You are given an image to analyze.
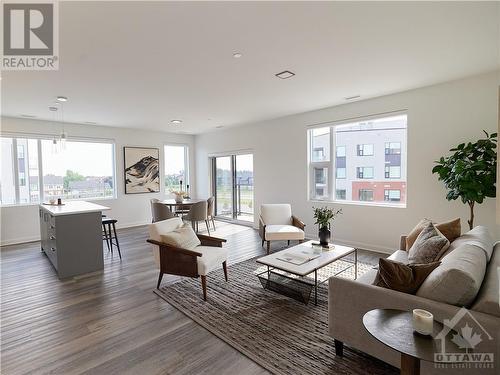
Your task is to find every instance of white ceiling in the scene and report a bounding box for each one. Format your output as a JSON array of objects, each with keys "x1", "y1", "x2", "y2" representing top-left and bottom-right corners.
[{"x1": 2, "y1": 1, "x2": 499, "y2": 134}]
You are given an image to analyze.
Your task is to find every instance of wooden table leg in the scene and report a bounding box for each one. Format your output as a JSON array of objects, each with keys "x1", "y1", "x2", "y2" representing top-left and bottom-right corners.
[{"x1": 401, "y1": 353, "x2": 420, "y2": 375}]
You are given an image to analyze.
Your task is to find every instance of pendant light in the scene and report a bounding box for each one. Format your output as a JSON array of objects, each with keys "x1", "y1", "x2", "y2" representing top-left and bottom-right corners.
[
  {"x1": 49, "y1": 105, "x2": 59, "y2": 154},
  {"x1": 57, "y1": 96, "x2": 68, "y2": 150}
]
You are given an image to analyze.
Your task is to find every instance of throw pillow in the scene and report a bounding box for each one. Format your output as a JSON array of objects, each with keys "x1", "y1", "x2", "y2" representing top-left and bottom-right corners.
[
  {"x1": 160, "y1": 224, "x2": 201, "y2": 250},
  {"x1": 373, "y1": 258, "x2": 441, "y2": 294},
  {"x1": 408, "y1": 222, "x2": 450, "y2": 264},
  {"x1": 406, "y1": 218, "x2": 461, "y2": 250}
]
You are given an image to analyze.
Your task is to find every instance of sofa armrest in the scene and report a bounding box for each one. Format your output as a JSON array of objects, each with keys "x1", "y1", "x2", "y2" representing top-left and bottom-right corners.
[
  {"x1": 328, "y1": 276, "x2": 499, "y2": 368},
  {"x1": 197, "y1": 234, "x2": 227, "y2": 247},
  {"x1": 292, "y1": 215, "x2": 306, "y2": 230},
  {"x1": 259, "y1": 215, "x2": 266, "y2": 240},
  {"x1": 400, "y1": 235, "x2": 407, "y2": 251}
]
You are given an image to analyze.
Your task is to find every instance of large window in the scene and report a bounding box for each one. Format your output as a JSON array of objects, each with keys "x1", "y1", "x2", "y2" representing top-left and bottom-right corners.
[
  {"x1": 1, "y1": 136, "x2": 115, "y2": 205},
  {"x1": 164, "y1": 145, "x2": 189, "y2": 192},
  {"x1": 308, "y1": 113, "x2": 407, "y2": 206}
]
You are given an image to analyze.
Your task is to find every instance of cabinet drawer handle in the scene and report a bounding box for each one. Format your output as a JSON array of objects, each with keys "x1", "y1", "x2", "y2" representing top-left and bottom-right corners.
[{"x1": 50, "y1": 236, "x2": 56, "y2": 240}]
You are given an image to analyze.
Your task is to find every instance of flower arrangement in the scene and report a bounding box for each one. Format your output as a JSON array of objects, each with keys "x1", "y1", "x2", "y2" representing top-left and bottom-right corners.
[{"x1": 170, "y1": 189, "x2": 187, "y2": 203}]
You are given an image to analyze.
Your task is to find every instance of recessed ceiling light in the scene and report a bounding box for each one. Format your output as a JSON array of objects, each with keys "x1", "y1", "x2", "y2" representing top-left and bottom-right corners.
[
  {"x1": 171, "y1": 119, "x2": 182, "y2": 124},
  {"x1": 215, "y1": 125, "x2": 224, "y2": 129},
  {"x1": 275, "y1": 70, "x2": 295, "y2": 79},
  {"x1": 233, "y1": 52, "x2": 242, "y2": 58},
  {"x1": 20, "y1": 114, "x2": 37, "y2": 118},
  {"x1": 48, "y1": 106, "x2": 58, "y2": 111},
  {"x1": 56, "y1": 96, "x2": 68, "y2": 102},
  {"x1": 345, "y1": 95, "x2": 361, "y2": 101}
]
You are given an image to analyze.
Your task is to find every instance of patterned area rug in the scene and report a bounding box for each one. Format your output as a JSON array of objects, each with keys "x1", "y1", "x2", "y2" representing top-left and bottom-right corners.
[{"x1": 154, "y1": 257, "x2": 397, "y2": 375}]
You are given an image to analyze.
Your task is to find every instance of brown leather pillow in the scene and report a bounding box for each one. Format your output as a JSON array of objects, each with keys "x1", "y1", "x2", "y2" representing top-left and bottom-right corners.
[
  {"x1": 373, "y1": 258, "x2": 441, "y2": 294},
  {"x1": 406, "y1": 218, "x2": 461, "y2": 249}
]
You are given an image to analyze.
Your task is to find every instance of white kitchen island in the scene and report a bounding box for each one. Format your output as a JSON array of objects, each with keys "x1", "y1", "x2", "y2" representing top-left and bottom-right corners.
[{"x1": 39, "y1": 201, "x2": 110, "y2": 279}]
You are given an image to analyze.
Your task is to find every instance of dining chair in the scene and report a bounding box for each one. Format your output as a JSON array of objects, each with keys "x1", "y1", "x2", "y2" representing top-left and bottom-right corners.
[
  {"x1": 150, "y1": 198, "x2": 175, "y2": 223},
  {"x1": 207, "y1": 196, "x2": 216, "y2": 230},
  {"x1": 184, "y1": 201, "x2": 210, "y2": 234}
]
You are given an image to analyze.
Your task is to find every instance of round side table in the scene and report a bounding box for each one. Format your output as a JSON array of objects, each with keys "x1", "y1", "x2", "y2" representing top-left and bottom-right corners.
[{"x1": 362, "y1": 308, "x2": 454, "y2": 375}]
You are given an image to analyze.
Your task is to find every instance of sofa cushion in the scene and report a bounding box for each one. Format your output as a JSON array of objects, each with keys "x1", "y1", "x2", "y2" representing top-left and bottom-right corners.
[
  {"x1": 260, "y1": 204, "x2": 293, "y2": 225},
  {"x1": 406, "y1": 218, "x2": 461, "y2": 249},
  {"x1": 357, "y1": 251, "x2": 408, "y2": 285},
  {"x1": 408, "y1": 222, "x2": 449, "y2": 264},
  {"x1": 373, "y1": 258, "x2": 441, "y2": 294},
  {"x1": 416, "y1": 243, "x2": 487, "y2": 306},
  {"x1": 148, "y1": 217, "x2": 184, "y2": 264},
  {"x1": 443, "y1": 226, "x2": 494, "y2": 261},
  {"x1": 160, "y1": 224, "x2": 201, "y2": 250},
  {"x1": 471, "y1": 244, "x2": 500, "y2": 317},
  {"x1": 195, "y1": 245, "x2": 228, "y2": 275},
  {"x1": 265, "y1": 224, "x2": 304, "y2": 241}
]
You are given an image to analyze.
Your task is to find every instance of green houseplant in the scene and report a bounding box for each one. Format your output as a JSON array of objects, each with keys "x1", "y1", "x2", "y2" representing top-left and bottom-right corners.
[
  {"x1": 432, "y1": 131, "x2": 497, "y2": 230},
  {"x1": 313, "y1": 206, "x2": 342, "y2": 246}
]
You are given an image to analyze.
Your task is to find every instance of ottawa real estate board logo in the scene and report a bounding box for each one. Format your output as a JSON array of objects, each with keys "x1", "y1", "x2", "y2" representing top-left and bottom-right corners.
[{"x1": 2, "y1": 1, "x2": 59, "y2": 70}]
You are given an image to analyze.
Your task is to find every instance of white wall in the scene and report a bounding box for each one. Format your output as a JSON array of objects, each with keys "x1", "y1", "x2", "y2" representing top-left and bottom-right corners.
[
  {"x1": 195, "y1": 71, "x2": 500, "y2": 253},
  {"x1": 0, "y1": 117, "x2": 195, "y2": 245}
]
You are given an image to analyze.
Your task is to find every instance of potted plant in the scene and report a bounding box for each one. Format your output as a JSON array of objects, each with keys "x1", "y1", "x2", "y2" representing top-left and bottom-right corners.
[
  {"x1": 313, "y1": 206, "x2": 342, "y2": 246},
  {"x1": 432, "y1": 131, "x2": 497, "y2": 230}
]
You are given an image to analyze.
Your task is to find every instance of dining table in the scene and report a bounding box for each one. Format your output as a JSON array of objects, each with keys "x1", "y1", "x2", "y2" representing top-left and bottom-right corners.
[{"x1": 161, "y1": 198, "x2": 206, "y2": 215}]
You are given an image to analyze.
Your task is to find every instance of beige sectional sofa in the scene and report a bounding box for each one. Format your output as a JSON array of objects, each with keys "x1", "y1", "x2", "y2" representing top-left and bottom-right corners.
[{"x1": 328, "y1": 226, "x2": 500, "y2": 374}]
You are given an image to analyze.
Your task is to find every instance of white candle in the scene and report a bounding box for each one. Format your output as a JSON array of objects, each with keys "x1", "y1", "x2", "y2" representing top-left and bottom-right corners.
[{"x1": 413, "y1": 309, "x2": 433, "y2": 336}]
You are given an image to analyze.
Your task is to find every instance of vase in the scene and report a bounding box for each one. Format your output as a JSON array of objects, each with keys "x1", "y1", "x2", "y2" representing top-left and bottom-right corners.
[
  {"x1": 318, "y1": 227, "x2": 331, "y2": 246},
  {"x1": 174, "y1": 194, "x2": 183, "y2": 204}
]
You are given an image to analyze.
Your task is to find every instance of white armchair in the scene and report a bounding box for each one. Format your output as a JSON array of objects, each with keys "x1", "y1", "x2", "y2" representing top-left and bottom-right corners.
[
  {"x1": 147, "y1": 217, "x2": 228, "y2": 301},
  {"x1": 259, "y1": 204, "x2": 305, "y2": 254}
]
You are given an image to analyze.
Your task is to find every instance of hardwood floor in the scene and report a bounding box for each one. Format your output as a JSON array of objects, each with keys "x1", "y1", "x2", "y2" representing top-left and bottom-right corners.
[{"x1": 1, "y1": 222, "x2": 384, "y2": 375}]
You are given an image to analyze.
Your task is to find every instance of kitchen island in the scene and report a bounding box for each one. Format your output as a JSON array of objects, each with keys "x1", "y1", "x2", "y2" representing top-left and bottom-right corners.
[{"x1": 39, "y1": 201, "x2": 110, "y2": 279}]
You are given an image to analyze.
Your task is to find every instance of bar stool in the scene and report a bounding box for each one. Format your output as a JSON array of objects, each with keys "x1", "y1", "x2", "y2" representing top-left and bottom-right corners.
[{"x1": 102, "y1": 218, "x2": 122, "y2": 259}]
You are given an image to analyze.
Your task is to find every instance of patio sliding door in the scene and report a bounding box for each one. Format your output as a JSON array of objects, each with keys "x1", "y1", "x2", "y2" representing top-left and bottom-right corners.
[{"x1": 212, "y1": 153, "x2": 254, "y2": 224}]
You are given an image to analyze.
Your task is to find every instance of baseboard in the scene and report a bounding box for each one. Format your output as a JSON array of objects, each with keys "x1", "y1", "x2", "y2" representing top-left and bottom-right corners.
[{"x1": 305, "y1": 231, "x2": 394, "y2": 255}]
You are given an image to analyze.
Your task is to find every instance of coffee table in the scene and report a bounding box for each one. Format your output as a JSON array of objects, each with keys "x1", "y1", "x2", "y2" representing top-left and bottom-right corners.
[{"x1": 256, "y1": 240, "x2": 357, "y2": 305}]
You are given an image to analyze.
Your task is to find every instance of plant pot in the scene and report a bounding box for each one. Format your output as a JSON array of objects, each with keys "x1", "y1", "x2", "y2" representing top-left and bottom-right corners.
[
  {"x1": 318, "y1": 227, "x2": 331, "y2": 246},
  {"x1": 174, "y1": 194, "x2": 184, "y2": 204}
]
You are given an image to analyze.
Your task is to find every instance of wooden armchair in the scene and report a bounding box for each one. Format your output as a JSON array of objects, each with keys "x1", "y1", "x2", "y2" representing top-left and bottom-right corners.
[
  {"x1": 147, "y1": 218, "x2": 228, "y2": 301},
  {"x1": 259, "y1": 204, "x2": 306, "y2": 254}
]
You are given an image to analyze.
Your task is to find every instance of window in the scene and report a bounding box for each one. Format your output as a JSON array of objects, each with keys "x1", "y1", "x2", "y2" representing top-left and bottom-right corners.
[
  {"x1": 41, "y1": 140, "x2": 115, "y2": 200},
  {"x1": 358, "y1": 189, "x2": 374, "y2": 201},
  {"x1": 165, "y1": 145, "x2": 189, "y2": 192},
  {"x1": 310, "y1": 127, "x2": 330, "y2": 162},
  {"x1": 336, "y1": 167, "x2": 346, "y2": 179},
  {"x1": 385, "y1": 142, "x2": 401, "y2": 155},
  {"x1": 384, "y1": 189, "x2": 401, "y2": 202},
  {"x1": 308, "y1": 113, "x2": 407, "y2": 206},
  {"x1": 357, "y1": 144, "x2": 374, "y2": 156},
  {"x1": 356, "y1": 167, "x2": 374, "y2": 179},
  {"x1": 336, "y1": 189, "x2": 346, "y2": 200},
  {"x1": 385, "y1": 165, "x2": 401, "y2": 179},
  {"x1": 336, "y1": 146, "x2": 346, "y2": 157},
  {"x1": 1, "y1": 137, "x2": 115, "y2": 205}
]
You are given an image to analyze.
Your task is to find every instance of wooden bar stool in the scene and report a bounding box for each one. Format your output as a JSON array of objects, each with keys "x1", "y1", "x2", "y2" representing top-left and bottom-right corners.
[{"x1": 102, "y1": 218, "x2": 122, "y2": 259}]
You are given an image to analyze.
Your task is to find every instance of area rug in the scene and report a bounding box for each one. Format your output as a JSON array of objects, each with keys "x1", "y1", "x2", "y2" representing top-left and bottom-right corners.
[{"x1": 154, "y1": 257, "x2": 397, "y2": 375}]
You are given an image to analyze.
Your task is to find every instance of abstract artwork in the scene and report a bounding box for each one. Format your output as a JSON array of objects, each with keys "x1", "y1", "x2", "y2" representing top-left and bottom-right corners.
[{"x1": 124, "y1": 147, "x2": 160, "y2": 194}]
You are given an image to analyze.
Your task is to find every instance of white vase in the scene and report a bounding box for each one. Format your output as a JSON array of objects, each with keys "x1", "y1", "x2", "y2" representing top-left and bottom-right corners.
[{"x1": 174, "y1": 194, "x2": 183, "y2": 204}]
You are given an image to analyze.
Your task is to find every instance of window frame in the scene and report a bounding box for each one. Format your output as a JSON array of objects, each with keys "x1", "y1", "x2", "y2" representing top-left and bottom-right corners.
[
  {"x1": 164, "y1": 143, "x2": 190, "y2": 193},
  {"x1": 307, "y1": 111, "x2": 407, "y2": 208},
  {"x1": 1, "y1": 134, "x2": 117, "y2": 206}
]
